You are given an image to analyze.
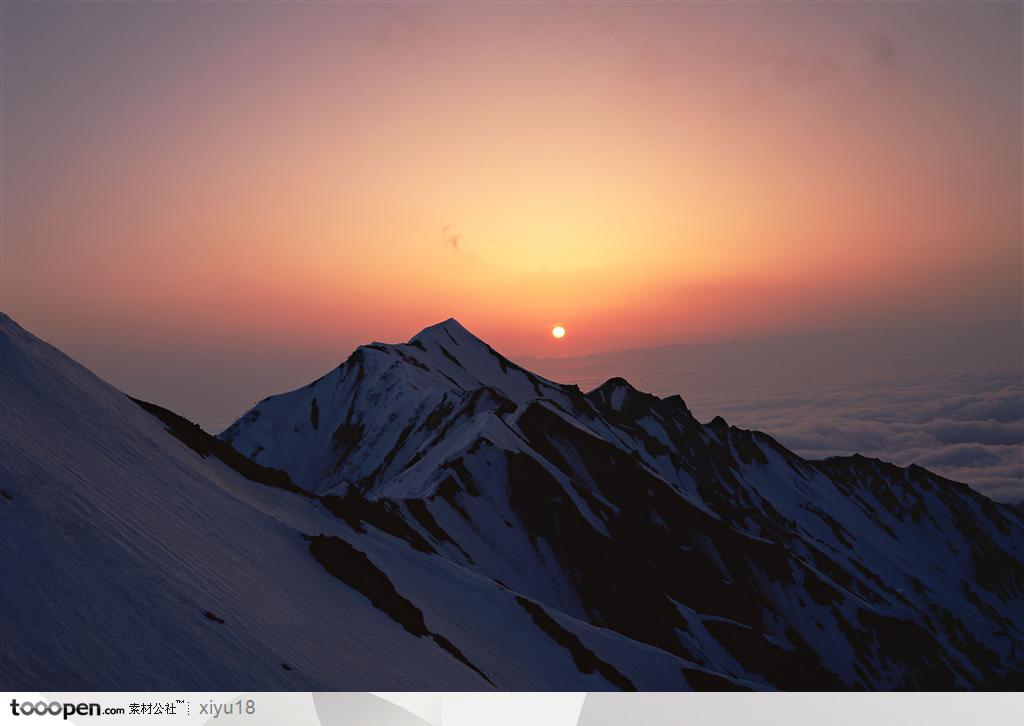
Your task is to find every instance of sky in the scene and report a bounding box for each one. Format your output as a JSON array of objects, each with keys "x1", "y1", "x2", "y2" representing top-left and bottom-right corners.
[{"x1": 1, "y1": 2, "x2": 1021, "y2": 471}]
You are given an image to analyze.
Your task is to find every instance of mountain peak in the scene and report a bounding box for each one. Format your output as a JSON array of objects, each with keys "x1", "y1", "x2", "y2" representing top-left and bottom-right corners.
[
  {"x1": 409, "y1": 318, "x2": 485, "y2": 349},
  {"x1": 589, "y1": 376, "x2": 643, "y2": 412},
  {"x1": 594, "y1": 376, "x2": 635, "y2": 392}
]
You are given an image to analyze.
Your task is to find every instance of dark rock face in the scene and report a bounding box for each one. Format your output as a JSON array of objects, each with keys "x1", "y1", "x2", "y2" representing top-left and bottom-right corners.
[
  {"x1": 306, "y1": 534, "x2": 494, "y2": 686},
  {"x1": 515, "y1": 595, "x2": 636, "y2": 690},
  {"x1": 131, "y1": 397, "x2": 308, "y2": 496}
]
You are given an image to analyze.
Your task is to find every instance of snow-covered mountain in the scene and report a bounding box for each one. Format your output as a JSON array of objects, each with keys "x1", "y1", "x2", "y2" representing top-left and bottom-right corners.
[{"x1": 2, "y1": 315, "x2": 1022, "y2": 690}]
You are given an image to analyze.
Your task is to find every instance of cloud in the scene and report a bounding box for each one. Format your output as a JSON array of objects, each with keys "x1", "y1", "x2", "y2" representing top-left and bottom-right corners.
[
  {"x1": 440, "y1": 225, "x2": 461, "y2": 252},
  {"x1": 867, "y1": 34, "x2": 897, "y2": 68},
  {"x1": 374, "y1": 7, "x2": 421, "y2": 48},
  {"x1": 769, "y1": 49, "x2": 840, "y2": 85},
  {"x1": 532, "y1": 343, "x2": 1023, "y2": 502},
  {"x1": 731, "y1": 34, "x2": 842, "y2": 89},
  {"x1": 925, "y1": 418, "x2": 1022, "y2": 446},
  {"x1": 729, "y1": 372, "x2": 1023, "y2": 502}
]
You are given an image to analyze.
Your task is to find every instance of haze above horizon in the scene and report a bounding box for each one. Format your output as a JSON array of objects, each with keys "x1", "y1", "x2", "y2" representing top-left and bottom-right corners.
[
  {"x1": 2, "y1": 2, "x2": 1020, "y2": 354},
  {"x1": 0, "y1": 2, "x2": 1020, "y2": 497}
]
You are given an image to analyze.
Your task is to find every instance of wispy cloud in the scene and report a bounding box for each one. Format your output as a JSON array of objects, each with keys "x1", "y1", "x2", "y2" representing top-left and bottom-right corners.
[
  {"x1": 866, "y1": 33, "x2": 897, "y2": 69},
  {"x1": 440, "y1": 225, "x2": 461, "y2": 252}
]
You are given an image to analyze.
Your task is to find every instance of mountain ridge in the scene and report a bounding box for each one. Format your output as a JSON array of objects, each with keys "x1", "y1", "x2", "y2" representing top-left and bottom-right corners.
[
  {"x1": 219, "y1": 317, "x2": 1024, "y2": 689},
  {"x1": 2, "y1": 314, "x2": 1022, "y2": 689}
]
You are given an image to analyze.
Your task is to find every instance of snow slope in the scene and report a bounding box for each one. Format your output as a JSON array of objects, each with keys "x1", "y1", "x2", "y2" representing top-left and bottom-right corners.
[{"x1": 0, "y1": 314, "x2": 731, "y2": 690}]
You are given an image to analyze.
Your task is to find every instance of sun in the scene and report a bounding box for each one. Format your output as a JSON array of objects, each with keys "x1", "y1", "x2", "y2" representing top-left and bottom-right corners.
[{"x1": 551, "y1": 325, "x2": 566, "y2": 339}]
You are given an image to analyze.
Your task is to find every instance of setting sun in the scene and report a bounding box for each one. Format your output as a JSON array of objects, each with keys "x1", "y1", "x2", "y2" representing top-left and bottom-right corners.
[{"x1": 552, "y1": 326, "x2": 566, "y2": 339}]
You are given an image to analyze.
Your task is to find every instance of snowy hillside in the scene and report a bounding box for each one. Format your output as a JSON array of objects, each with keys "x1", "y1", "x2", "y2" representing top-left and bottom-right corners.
[
  {"x1": 2, "y1": 314, "x2": 1022, "y2": 689},
  {"x1": 222, "y1": 318, "x2": 1024, "y2": 689}
]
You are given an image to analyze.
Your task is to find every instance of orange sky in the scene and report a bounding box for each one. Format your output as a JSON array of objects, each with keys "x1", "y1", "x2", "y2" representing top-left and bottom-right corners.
[{"x1": 2, "y1": 2, "x2": 1021, "y2": 365}]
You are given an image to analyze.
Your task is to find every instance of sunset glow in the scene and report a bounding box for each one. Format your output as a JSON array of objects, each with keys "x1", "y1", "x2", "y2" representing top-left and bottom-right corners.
[{"x1": 1, "y1": 1, "x2": 1020, "y2": 410}]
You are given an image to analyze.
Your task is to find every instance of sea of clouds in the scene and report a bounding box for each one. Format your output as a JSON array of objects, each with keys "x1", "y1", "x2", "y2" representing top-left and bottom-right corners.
[
  {"x1": 531, "y1": 324, "x2": 1023, "y2": 503},
  {"x1": 703, "y1": 370, "x2": 1022, "y2": 502}
]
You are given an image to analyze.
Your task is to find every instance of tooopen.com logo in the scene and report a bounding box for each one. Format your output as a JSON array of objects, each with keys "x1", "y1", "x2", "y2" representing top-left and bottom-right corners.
[{"x1": 10, "y1": 700, "x2": 125, "y2": 720}]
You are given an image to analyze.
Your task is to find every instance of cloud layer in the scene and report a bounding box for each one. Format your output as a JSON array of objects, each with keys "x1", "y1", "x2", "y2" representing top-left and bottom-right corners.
[
  {"x1": 531, "y1": 326, "x2": 1023, "y2": 502},
  {"x1": 712, "y1": 371, "x2": 1023, "y2": 502}
]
